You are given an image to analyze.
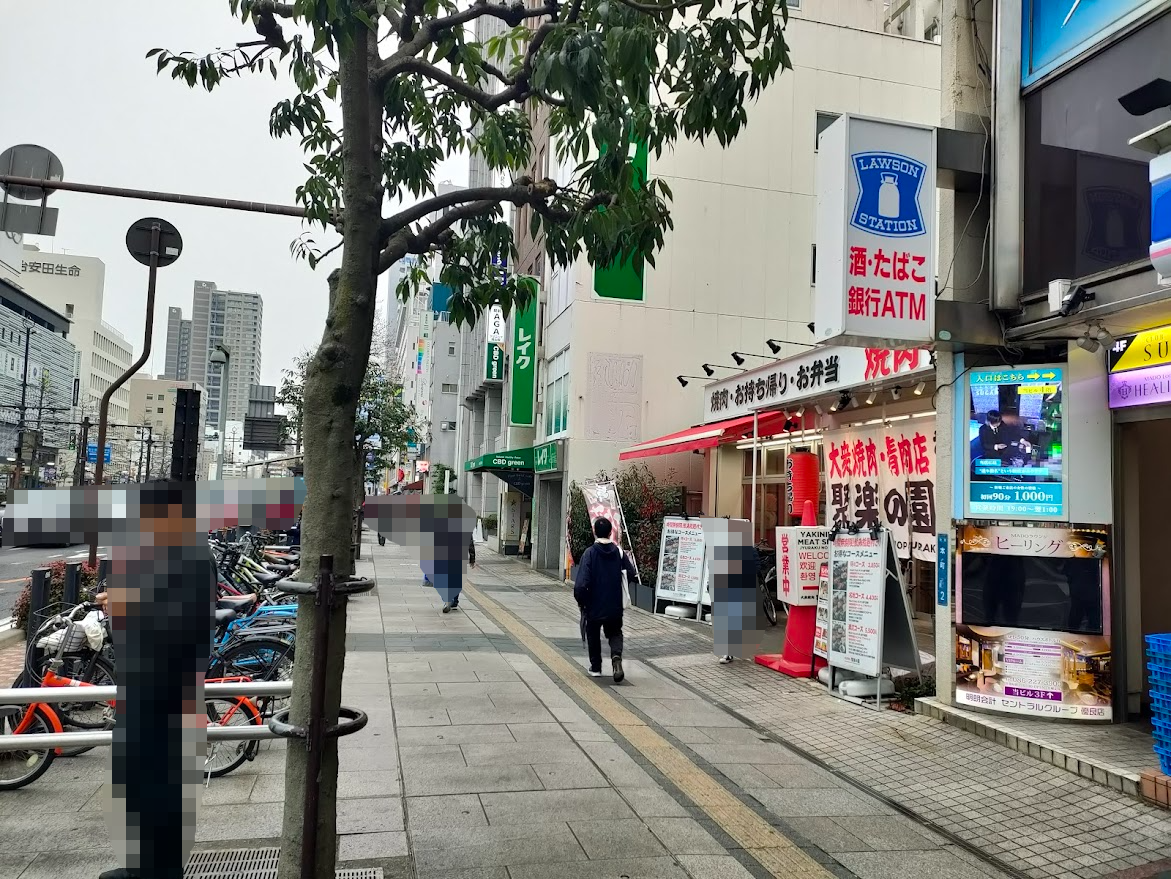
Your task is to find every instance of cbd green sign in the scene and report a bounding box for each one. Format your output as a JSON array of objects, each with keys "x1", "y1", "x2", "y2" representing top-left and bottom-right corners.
[
  {"x1": 593, "y1": 138, "x2": 648, "y2": 302},
  {"x1": 485, "y1": 342, "x2": 504, "y2": 382},
  {"x1": 509, "y1": 298, "x2": 538, "y2": 426}
]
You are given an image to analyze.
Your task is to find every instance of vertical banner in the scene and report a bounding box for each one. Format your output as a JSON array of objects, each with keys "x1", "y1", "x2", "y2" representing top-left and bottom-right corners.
[
  {"x1": 484, "y1": 304, "x2": 506, "y2": 383},
  {"x1": 509, "y1": 298, "x2": 538, "y2": 426},
  {"x1": 824, "y1": 418, "x2": 937, "y2": 562},
  {"x1": 813, "y1": 563, "x2": 830, "y2": 658},
  {"x1": 654, "y1": 517, "x2": 706, "y2": 606},
  {"x1": 775, "y1": 526, "x2": 829, "y2": 607}
]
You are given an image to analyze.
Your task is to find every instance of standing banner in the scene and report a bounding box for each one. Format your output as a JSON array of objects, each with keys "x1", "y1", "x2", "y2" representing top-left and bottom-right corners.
[
  {"x1": 775, "y1": 526, "x2": 829, "y2": 607},
  {"x1": 827, "y1": 532, "x2": 886, "y2": 676},
  {"x1": 654, "y1": 517, "x2": 706, "y2": 606},
  {"x1": 580, "y1": 481, "x2": 640, "y2": 582},
  {"x1": 826, "y1": 529, "x2": 921, "y2": 700},
  {"x1": 824, "y1": 418, "x2": 937, "y2": 563}
]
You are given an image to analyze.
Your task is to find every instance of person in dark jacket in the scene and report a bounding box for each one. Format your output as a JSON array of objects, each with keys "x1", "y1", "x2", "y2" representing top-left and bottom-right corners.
[{"x1": 573, "y1": 517, "x2": 638, "y2": 682}]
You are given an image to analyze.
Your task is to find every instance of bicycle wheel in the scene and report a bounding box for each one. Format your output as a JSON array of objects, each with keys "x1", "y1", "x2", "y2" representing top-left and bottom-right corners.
[
  {"x1": 0, "y1": 704, "x2": 57, "y2": 790},
  {"x1": 209, "y1": 636, "x2": 295, "y2": 684},
  {"x1": 33, "y1": 654, "x2": 117, "y2": 730},
  {"x1": 760, "y1": 577, "x2": 778, "y2": 627},
  {"x1": 204, "y1": 696, "x2": 262, "y2": 778}
]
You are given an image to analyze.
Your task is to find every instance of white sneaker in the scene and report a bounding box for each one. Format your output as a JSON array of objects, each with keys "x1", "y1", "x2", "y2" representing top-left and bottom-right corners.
[
  {"x1": 588, "y1": 669, "x2": 603, "y2": 677},
  {"x1": 718, "y1": 655, "x2": 734, "y2": 664}
]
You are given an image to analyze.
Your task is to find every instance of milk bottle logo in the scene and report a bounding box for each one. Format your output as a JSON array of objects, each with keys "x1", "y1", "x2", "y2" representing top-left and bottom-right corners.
[{"x1": 850, "y1": 151, "x2": 927, "y2": 239}]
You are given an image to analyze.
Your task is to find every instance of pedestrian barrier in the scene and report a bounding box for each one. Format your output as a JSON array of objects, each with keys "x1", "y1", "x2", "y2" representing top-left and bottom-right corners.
[{"x1": 1146, "y1": 633, "x2": 1171, "y2": 775}]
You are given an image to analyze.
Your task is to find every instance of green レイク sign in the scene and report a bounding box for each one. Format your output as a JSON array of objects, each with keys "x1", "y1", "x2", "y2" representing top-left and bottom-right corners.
[
  {"x1": 534, "y1": 441, "x2": 559, "y2": 474},
  {"x1": 593, "y1": 139, "x2": 648, "y2": 302},
  {"x1": 509, "y1": 298, "x2": 538, "y2": 426}
]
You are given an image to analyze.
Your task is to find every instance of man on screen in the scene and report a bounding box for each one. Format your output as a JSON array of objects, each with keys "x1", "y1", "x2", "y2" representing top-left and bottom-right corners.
[{"x1": 978, "y1": 410, "x2": 1032, "y2": 467}]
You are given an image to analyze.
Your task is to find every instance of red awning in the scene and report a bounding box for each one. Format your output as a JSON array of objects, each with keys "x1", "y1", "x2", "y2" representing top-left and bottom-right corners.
[{"x1": 619, "y1": 411, "x2": 792, "y2": 460}]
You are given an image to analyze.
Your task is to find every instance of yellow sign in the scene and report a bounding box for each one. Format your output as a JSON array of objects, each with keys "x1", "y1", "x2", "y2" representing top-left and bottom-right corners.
[{"x1": 1110, "y1": 325, "x2": 1171, "y2": 374}]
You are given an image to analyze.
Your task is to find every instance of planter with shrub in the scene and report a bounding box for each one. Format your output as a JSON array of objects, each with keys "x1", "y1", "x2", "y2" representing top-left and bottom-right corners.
[{"x1": 11, "y1": 560, "x2": 100, "y2": 633}]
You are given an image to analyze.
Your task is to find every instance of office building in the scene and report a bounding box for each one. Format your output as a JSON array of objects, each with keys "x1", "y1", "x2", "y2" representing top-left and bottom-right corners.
[
  {"x1": 188, "y1": 280, "x2": 263, "y2": 431},
  {"x1": 15, "y1": 246, "x2": 134, "y2": 429}
]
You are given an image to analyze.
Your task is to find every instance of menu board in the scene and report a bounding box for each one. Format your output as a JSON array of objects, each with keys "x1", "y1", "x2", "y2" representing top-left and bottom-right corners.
[
  {"x1": 813, "y1": 563, "x2": 830, "y2": 659},
  {"x1": 827, "y1": 532, "x2": 886, "y2": 676},
  {"x1": 655, "y1": 517, "x2": 707, "y2": 606},
  {"x1": 776, "y1": 526, "x2": 830, "y2": 607}
]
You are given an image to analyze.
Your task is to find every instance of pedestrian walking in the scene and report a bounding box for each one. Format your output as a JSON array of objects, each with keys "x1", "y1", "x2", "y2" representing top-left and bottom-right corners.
[
  {"x1": 573, "y1": 517, "x2": 637, "y2": 682},
  {"x1": 469, "y1": 532, "x2": 476, "y2": 568}
]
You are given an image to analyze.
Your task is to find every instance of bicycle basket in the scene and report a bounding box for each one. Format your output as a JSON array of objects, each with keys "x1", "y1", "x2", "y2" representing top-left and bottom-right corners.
[{"x1": 31, "y1": 604, "x2": 91, "y2": 653}]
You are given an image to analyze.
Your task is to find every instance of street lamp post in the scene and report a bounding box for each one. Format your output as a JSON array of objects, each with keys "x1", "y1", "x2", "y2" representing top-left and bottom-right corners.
[{"x1": 210, "y1": 345, "x2": 230, "y2": 480}]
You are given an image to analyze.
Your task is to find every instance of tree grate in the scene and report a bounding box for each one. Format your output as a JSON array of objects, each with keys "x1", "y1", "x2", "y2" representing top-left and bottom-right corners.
[{"x1": 185, "y1": 848, "x2": 381, "y2": 879}]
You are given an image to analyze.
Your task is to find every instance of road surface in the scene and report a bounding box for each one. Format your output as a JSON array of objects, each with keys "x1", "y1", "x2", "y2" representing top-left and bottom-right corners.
[{"x1": 0, "y1": 543, "x2": 109, "y2": 620}]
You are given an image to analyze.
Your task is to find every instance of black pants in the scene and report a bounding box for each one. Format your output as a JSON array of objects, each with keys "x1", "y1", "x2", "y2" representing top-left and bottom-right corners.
[{"x1": 585, "y1": 615, "x2": 624, "y2": 672}]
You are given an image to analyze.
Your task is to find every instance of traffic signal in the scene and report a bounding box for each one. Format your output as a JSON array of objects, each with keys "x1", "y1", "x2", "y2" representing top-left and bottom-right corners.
[
  {"x1": 68, "y1": 431, "x2": 76, "y2": 450},
  {"x1": 170, "y1": 388, "x2": 201, "y2": 482}
]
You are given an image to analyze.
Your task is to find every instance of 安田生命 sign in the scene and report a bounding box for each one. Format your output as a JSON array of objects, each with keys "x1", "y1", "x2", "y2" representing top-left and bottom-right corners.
[
  {"x1": 815, "y1": 115, "x2": 937, "y2": 348},
  {"x1": 964, "y1": 366, "x2": 1066, "y2": 520}
]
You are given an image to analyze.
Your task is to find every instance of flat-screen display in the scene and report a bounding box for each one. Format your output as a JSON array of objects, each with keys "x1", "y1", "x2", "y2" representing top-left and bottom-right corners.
[
  {"x1": 957, "y1": 554, "x2": 1103, "y2": 636},
  {"x1": 965, "y1": 366, "x2": 1065, "y2": 520}
]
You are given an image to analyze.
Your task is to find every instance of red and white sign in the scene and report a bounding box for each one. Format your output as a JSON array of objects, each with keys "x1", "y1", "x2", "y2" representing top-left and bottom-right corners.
[
  {"x1": 824, "y1": 418, "x2": 937, "y2": 563},
  {"x1": 702, "y1": 344, "x2": 931, "y2": 423},
  {"x1": 776, "y1": 526, "x2": 829, "y2": 607},
  {"x1": 815, "y1": 115, "x2": 937, "y2": 347}
]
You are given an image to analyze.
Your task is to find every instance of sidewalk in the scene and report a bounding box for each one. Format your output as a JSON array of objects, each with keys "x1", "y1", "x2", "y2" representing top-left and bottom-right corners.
[{"x1": 2, "y1": 536, "x2": 1169, "y2": 878}]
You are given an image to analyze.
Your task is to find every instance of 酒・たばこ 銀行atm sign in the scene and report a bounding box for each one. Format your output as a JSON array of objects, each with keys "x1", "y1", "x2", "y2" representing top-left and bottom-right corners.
[
  {"x1": 964, "y1": 366, "x2": 1066, "y2": 521},
  {"x1": 814, "y1": 115, "x2": 937, "y2": 348}
]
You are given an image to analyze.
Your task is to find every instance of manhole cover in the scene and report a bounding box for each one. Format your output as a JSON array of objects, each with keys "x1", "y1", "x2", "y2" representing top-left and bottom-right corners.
[{"x1": 185, "y1": 848, "x2": 381, "y2": 879}]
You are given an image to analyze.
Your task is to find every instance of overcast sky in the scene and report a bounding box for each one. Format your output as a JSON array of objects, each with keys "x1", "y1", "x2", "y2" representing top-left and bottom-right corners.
[{"x1": 1, "y1": 1, "x2": 468, "y2": 386}]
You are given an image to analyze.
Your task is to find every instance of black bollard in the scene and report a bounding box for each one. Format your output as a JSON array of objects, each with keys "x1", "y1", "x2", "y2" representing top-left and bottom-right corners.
[
  {"x1": 27, "y1": 567, "x2": 50, "y2": 647},
  {"x1": 63, "y1": 561, "x2": 81, "y2": 606}
]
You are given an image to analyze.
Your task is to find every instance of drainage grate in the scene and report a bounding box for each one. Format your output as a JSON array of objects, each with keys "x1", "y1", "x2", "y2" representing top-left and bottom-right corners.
[{"x1": 185, "y1": 848, "x2": 381, "y2": 879}]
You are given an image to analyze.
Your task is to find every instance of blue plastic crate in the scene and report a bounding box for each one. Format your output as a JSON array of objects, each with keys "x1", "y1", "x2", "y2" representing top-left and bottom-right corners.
[
  {"x1": 1147, "y1": 633, "x2": 1171, "y2": 657},
  {"x1": 1156, "y1": 742, "x2": 1171, "y2": 777},
  {"x1": 1148, "y1": 663, "x2": 1171, "y2": 685}
]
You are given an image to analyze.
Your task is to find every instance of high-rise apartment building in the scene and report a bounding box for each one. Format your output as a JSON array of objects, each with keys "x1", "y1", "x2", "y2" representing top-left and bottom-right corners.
[
  {"x1": 187, "y1": 281, "x2": 263, "y2": 431},
  {"x1": 163, "y1": 306, "x2": 192, "y2": 381}
]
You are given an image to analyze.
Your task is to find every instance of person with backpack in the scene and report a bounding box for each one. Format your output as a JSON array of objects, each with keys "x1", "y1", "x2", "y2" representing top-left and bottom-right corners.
[{"x1": 573, "y1": 517, "x2": 638, "y2": 682}]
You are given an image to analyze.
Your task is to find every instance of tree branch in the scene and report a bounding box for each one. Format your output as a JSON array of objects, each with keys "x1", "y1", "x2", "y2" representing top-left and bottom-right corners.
[{"x1": 374, "y1": 1, "x2": 558, "y2": 85}]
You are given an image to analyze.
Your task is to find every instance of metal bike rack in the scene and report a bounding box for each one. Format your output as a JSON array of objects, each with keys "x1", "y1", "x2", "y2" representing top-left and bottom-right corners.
[{"x1": 0, "y1": 680, "x2": 294, "y2": 751}]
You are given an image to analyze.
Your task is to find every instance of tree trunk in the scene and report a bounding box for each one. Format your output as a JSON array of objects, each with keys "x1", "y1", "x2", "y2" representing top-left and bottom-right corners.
[{"x1": 278, "y1": 22, "x2": 384, "y2": 879}]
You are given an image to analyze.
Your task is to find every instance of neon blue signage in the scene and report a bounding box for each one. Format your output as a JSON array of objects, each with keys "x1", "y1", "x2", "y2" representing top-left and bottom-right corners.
[{"x1": 1022, "y1": 0, "x2": 1166, "y2": 87}]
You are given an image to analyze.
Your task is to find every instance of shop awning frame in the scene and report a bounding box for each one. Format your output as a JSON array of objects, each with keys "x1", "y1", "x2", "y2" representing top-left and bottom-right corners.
[
  {"x1": 464, "y1": 447, "x2": 534, "y2": 472},
  {"x1": 618, "y1": 411, "x2": 793, "y2": 461}
]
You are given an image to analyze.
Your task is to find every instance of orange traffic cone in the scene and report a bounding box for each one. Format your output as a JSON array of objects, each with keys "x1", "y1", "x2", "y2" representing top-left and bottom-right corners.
[{"x1": 754, "y1": 499, "x2": 828, "y2": 678}]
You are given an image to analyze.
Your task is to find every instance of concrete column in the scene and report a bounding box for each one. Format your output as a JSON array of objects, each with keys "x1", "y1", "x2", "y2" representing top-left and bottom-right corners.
[{"x1": 933, "y1": 0, "x2": 992, "y2": 706}]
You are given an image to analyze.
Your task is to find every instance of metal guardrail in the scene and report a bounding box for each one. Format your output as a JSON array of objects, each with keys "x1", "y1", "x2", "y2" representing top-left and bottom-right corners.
[{"x1": 0, "y1": 681, "x2": 294, "y2": 752}]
